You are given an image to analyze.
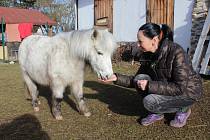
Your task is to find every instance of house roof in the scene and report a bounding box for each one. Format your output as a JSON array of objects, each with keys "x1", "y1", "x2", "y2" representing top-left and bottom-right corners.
[{"x1": 0, "y1": 7, "x2": 56, "y2": 25}]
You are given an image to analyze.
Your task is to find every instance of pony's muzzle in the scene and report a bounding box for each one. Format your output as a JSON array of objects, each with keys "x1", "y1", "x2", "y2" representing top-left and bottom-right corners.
[{"x1": 99, "y1": 73, "x2": 111, "y2": 80}]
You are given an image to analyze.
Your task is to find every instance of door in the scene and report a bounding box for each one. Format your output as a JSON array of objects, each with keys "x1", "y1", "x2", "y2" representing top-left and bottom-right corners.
[
  {"x1": 94, "y1": 0, "x2": 113, "y2": 32},
  {"x1": 147, "y1": 0, "x2": 174, "y2": 30}
]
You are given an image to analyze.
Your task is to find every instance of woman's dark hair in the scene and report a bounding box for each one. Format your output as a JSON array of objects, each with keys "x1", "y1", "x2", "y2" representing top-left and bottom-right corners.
[{"x1": 138, "y1": 23, "x2": 173, "y2": 41}]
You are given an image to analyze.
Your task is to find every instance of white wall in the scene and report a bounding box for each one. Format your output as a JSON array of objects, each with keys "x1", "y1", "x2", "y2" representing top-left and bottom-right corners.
[
  {"x1": 78, "y1": 0, "x2": 94, "y2": 30},
  {"x1": 113, "y1": 0, "x2": 146, "y2": 42},
  {"x1": 174, "y1": 0, "x2": 194, "y2": 50},
  {"x1": 77, "y1": 0, "x2": 194, "y2": 50},
  {"x1": 77, "y1": 0, "x2": 146, "y2": 42}
]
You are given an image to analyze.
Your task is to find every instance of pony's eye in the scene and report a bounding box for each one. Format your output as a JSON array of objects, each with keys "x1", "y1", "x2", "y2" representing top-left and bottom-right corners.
[{"x1": 97, "y1": 51, "x2": 103, "y2": 55}]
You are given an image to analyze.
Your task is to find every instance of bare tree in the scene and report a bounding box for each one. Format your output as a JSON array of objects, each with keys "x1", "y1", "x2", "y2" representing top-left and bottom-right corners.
[
  {"x1": 0, "y1": 0, "x2": 14, "y2": 7},
  {"x1": 0, "y1": 0, "x2": 36, "y2": 8},
  {"x1": 34, "y1": 0, "x2": 76, "y2": 31}
]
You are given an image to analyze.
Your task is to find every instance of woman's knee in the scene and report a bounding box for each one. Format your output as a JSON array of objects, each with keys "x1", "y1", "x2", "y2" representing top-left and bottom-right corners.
[{"x1": 143, "y1": 94, "x2": 159, "y2": 112}]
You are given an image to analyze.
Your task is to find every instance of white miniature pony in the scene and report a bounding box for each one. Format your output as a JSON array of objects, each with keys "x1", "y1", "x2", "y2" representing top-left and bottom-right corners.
[{"x1": 18, "y1": 28, "x2": 118, "y2": 120}]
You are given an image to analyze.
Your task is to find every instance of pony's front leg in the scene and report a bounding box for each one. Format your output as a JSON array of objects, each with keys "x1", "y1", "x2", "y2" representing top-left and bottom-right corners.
[
  {"x1": 71, "y1": 81, "x2": 91, "y2": 117},
  {"x1": 51, "y1": 81, "x2": 65, "y2": 120}
]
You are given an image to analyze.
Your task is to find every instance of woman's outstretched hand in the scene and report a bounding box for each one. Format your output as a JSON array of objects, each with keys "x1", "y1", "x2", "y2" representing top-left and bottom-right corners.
[{"x1": 99, "y1": 74, "x2": 117, "y2": 83}]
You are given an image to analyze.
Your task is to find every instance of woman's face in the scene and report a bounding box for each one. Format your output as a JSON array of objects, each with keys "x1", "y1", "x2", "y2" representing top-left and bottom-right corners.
[{"x1": 137, "y1": 30, "x2": 158, "y2": 53}]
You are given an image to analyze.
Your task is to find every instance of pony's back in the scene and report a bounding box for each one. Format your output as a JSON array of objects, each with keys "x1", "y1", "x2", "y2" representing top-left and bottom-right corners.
[{"x1": 18, "y1": 35, "x2": 50, "y2": 67}]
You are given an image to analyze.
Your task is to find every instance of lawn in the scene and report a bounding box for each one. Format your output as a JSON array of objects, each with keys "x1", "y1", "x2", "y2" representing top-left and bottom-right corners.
[{"x1": 0, "y1": 62, "x2": 209, "y2": 140}]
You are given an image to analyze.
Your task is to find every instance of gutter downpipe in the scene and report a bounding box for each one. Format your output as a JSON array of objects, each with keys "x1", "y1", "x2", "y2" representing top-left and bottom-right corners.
[{"x1": 1, "y1": 17, "x2": 5, "y2": 61}]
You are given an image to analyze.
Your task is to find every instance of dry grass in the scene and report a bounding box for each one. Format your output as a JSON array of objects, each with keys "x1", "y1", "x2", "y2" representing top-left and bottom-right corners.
[{"x1": 0, "y1": 62, "x2": 209, "y2": 140}]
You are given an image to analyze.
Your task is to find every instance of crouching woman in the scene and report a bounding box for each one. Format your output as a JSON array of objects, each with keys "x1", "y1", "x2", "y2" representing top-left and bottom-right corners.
[{"x1": 102, "y1": 23, "x2": 203, "y2": 128}]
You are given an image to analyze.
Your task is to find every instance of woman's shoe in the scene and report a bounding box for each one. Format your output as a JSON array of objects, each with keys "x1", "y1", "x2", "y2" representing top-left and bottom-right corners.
[
  {"x1": 170, "y1": 109, "x2": 191, "y2": 128},
  {"x1": 141, "y1": 114, "x2": 164, "y2": 126}
]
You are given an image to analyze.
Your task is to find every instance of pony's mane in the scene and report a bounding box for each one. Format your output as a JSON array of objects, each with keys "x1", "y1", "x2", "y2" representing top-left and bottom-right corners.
[{"x1": 54, "y1": 29, "x2": 117, "y2": 59}]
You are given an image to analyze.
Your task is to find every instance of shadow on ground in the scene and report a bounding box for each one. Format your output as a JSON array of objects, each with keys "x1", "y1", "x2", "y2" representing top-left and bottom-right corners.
[
  {"x1": 0, "y1": 114, "x2": 50, "y2": 140},
  {"x1": 84, "y1": 81, "x2": 148, "y2": 117},
  {"x1": 36, "y1": 81, "x2": 175, "y2": 124},
  {"x1": 35, "y1": 83, "x2": 145, "y2": 117},
  {"x1": 84, "y1": 81, "x2": 176, "y2": 124}
]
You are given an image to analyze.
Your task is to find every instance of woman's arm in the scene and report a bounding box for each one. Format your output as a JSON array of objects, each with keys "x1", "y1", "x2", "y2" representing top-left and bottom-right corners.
[
  {"x1": 113, "y1": 73, "x2": 135, "y2": 88},
  {"x1": 100, "y1": 73, "x2": 135, "y2": 88}
]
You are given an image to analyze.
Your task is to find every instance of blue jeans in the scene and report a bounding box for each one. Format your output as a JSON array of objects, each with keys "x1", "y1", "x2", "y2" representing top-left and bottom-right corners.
[{"x1": 134, "y1": 74, "x2": 195, "y2": 114}]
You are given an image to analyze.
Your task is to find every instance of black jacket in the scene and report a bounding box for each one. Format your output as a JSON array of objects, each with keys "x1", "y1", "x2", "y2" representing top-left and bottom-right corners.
[{"x1": 114, "y1": 39, "x2": 203, "y2": 101}]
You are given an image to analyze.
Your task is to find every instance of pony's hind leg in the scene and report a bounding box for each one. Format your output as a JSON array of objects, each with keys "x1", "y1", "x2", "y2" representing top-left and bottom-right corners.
[
  {"x1": 51, "y1": 80, "x2": 65, "y2": 120},
  {"x1": 22, "y1": 71, "x2": 40, "y2": 112},
  {"x1": 71, "y1": 81, "x2": 91, "y2": 117},
  {"x1": 24, "y1": 82, "x2": 32, "y2": 100},
  {"x1": 24, "y1": 82, "x2": 41, "y2": 105}
]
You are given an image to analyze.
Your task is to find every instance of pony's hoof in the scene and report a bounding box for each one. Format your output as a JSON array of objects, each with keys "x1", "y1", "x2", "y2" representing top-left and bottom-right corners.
[
  {"x1": 34, "y1": 107, "x2": 40, "y2": 112},
  {"x1": 84, "y1": 112, "x2": 91, "y2": 117},
  {"x1": 55, "y1": 115, "x2": 63, "y2": 120}
]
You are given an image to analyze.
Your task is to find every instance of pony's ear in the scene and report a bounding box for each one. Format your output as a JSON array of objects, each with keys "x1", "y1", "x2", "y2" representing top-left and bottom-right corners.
[{"x1": 91, "y1": 29, "x2": 98, "y2": 40}]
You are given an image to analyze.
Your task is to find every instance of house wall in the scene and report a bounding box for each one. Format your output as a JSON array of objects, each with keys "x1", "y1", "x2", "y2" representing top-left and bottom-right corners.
[
  {"x1": 113, "y1": 0, "x2": 146, "y2": 42},
  {"x1": 77, "y1": 0, "x2": 194, "y2": 50},
  {"x1": 78, "y1": 0, "x2": 94, "y2": 30},
  {"x1": 77, "y1": 0, "x2": 145, "y2": 41},
  {"x1": 174, "y1": 0, "x2": 195, "y2": 50}
]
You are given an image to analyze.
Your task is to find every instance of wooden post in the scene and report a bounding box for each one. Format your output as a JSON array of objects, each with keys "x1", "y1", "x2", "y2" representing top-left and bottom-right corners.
[{"x1": 48, "y1": 26, "x2": 53, "y2": 37}]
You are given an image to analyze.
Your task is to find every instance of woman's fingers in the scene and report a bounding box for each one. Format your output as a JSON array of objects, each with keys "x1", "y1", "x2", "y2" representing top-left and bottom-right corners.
[{"x1": 98, "y1": 74, "x2": 117, "y2": 83}]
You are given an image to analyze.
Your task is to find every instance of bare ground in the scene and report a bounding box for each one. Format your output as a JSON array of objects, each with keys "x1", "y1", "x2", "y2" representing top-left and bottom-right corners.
[{"x1": 0, "y1": 62, "x2": 209, "y2": 140}]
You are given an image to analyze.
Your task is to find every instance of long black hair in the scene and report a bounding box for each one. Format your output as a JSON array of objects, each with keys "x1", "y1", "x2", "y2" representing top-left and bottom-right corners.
[{"x1": 138, "y1": 23, "x2": 173, "y2": 42}]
